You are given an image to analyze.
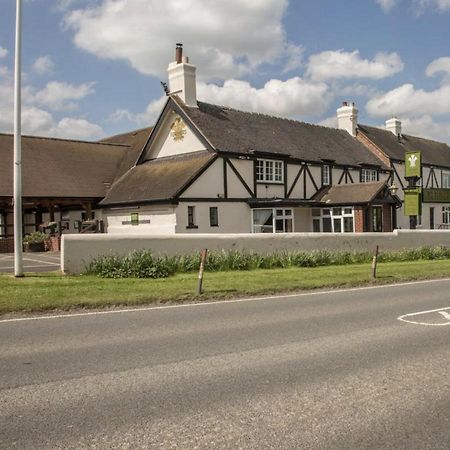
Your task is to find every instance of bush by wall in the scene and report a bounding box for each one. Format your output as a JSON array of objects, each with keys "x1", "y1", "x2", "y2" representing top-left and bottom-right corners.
[{"x1": 84, "y1": 246, "x2": 450, "y2": 279}]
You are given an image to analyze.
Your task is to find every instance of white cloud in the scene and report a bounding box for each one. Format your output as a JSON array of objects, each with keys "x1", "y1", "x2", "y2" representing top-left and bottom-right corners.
[
  {"x1": 366, "y1": 83, "x2": 450, "y2": 117},
  {"x1": 401, "y1": 115, "x2": 450, "y2": 142},
  {"x1": 29, "y1": 80, "x2": 95, "y2": 110},
  {"x1": 318, "y1": 116, "x2": 338, "y2": 128},
  {"x1": 62, "y1": 0, "x2": 299, "y2": 81},
  {"x1": 32, "y1": 55, "x2": 55, "y2": 75},
  {"x1": 376, "y1": 0, "x2": 398, "y2": 12},
  {"x1": 414, "y1": 0, "x2": 450, "y2": 13},
  {"x1": 425, "y1": 56, "x2": 450, "y2": 81},
  {"x1": 109, "y1": 96, "x2": 167, "y2": 126},
  {"x1": 0, "y1": 47, "x2": 7, "y2": 58},
  {"x1": 115, "y1": 76, "x2": 330, "y2": 127},
  {"x1": 306, "y1": 50, "x2": 404, "y2": 81},
  {"x1": 0, "y1": 68, "x2": 102, "y2": 140},
  {"x1": 198, "y1": 78, "x2": 330, "y2": 117}
]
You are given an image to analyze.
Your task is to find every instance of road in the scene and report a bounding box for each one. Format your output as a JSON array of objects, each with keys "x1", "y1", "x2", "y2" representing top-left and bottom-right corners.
[
  {"x1": 0, "y1": 252, "x2": 60, "y2": 273},
  {"x1": 1, "y1": 279, "x2": 449, "y2": 449}
]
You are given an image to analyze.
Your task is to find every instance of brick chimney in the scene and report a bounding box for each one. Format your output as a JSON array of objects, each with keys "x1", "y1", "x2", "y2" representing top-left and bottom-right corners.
[
  {"x1": 386, "y1": 117, "x2": 402, "y2": 137},
  {"x1": 337, "y1": 101, "x2": 358, "y2": 137},
  {"x1": 167, "y1": 43, "x2": 197, "y2": 108}
]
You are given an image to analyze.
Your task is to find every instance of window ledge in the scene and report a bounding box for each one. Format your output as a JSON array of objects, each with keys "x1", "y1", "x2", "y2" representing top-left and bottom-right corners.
[
  {"x1": 186, "y1": 225, "x2": 198, "y2": 229},
  {"x1": 256, "y1": 181, "x2": 284, "y2": 185}
]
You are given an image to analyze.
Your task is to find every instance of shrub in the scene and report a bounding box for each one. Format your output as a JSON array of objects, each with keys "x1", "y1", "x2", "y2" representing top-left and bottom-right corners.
[
  {"x1": 85, "y1": 246, "x2": 450, "y2": 279},
  {"x1": 23, "y1": 231, "x2": 48, "y2": 245}
]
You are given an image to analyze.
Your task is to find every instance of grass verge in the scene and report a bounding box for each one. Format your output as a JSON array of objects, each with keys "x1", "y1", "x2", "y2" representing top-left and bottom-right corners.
[{"x1": 1, "y1": 259, "x2": 450, "y2": 315}]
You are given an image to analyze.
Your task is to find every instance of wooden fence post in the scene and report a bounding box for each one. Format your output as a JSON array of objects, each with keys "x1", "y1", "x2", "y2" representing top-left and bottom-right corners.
[
  {"x1": 371, "y1": 245, "x2": 379, "y2": 280},
  {"x1": 197, "y1": 249, "x2": 208, "y2": 295}
]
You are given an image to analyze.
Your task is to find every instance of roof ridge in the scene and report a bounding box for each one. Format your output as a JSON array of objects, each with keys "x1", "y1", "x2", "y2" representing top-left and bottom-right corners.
[
  {"x1": 359, "y1": 123, "x2": 450, "y2": 147},
  {"x1": 195, "y1": 100, "x2": 343, "y2": 133},
  {"x1": 0, "y1": 132, "x2": 130, "y2": 147},
  {"x1": 99, "y1": 126, "x2": 153, "y2": 142}
]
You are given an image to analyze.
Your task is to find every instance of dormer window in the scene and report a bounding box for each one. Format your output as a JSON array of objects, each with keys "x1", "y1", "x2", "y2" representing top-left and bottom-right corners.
[
  {"x1": 256, "y1": 159, "x2": 284, "y2": 183},
  {"x1": 361, "y1": 168, "x2": 378, "y2": 183},
  {"x1": 322, "y1": 165, "x2": 331, "y2": 186}
]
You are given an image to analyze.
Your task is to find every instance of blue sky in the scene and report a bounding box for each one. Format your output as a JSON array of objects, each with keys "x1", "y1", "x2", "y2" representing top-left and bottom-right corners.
[{"x1": 1, "y1": 0, "x2": 450, "y2": 142}]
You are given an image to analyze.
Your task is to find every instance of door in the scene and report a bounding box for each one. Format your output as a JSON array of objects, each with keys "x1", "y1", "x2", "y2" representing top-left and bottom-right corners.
[
  {"x1": 430, "y1": 207, "x2": 435, "y2": 230},
  {"x1": 372, "y1": 206, "x2": 383, "y2": 232}
]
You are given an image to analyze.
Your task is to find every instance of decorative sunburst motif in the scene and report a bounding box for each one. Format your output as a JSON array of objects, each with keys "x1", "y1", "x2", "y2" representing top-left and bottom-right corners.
[{"x1": 170, "y1": 117, "x2": 187, "y2": 141}]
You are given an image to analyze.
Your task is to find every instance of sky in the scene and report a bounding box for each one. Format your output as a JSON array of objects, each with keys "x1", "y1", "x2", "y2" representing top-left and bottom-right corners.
[{"x1": 1, "y1": 0, "x2": 450, "y2": 143}]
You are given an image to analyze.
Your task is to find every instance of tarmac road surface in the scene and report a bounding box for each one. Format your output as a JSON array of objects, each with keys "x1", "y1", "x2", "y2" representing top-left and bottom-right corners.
[{"x1": 1, "y1": 278, "x2": 449, "y2": 449}]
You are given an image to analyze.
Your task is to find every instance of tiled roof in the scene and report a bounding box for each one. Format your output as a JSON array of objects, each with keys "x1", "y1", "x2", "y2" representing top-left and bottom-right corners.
[
  {"x1": 358, "y1": 124, "x2": 450, "y2": 168},
  {"x1": 0, "y1": 133, "x2": 126, "y2": 198},
  {"x1": 174, "y1": 98, "x2": 388, "y2": 169},
  {"x1": 101, "y1": 151, "x2": 215, "y2": 205},
  {"x1": 100, "y1": 126, "x2": 153, "y2": 179},
  {"x1": 314, "y1": 181, "x2": 394, "y2": 205}
]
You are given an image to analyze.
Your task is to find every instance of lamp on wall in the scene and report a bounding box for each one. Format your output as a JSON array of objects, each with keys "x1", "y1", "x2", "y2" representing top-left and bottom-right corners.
[{"x1": 389, "y1": 183, "x2": 399, "y2": 196}]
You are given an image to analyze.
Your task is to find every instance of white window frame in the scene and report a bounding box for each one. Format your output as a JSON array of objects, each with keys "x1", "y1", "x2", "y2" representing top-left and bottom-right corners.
[
  {"x1": 442, "y1": 172, "x2": 450, "y2": 188},
  {"x1": 442, "y1": 206, "x2": 450, "y2": 224},
  {"x1": 256, "y1": 159, "x2": 284, "y2": 184},
  {"x1": 322, "y1": 165, "x2": 330, "y2": 186},
  {"x1": 311, "y1": 207, "x2": 355, "y2": 233},
  {"x1": 361, "y1": 168, "x2": 378, "y2": 183},
  {"x1": 252, "y1": 208, "x2": 294, "y2": 233}
]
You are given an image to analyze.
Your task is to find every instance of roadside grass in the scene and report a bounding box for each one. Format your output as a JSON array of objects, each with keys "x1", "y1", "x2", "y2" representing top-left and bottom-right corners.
[{"x1": 1, "y1": 259, "x2": 450, "y2": 314}]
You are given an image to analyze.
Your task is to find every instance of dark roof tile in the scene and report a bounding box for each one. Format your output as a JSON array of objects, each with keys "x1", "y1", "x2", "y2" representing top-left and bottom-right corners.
[
  {"x1": 100, "y1": 151, "x2": 215, "y2": 205},
  {"x1": 175, "y1": 98, "x2": 388, "y2": 169},
  {"x1": 358, "y1": 124, "x2": 450, "y2": 168}
]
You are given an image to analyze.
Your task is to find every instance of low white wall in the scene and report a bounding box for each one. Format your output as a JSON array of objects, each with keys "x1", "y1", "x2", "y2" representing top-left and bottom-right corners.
[{"x1": 62, "y1": 230, "x2": 450, "y2": 274}]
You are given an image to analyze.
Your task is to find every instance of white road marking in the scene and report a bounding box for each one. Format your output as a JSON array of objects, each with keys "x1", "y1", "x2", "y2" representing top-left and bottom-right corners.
[
  {"x1": 0, "y1": 264, "x2": 59, "y2": 272},
  {"x1": 1, "y1": 277, "x2": 450, "y2": 324},
  {"x1": 398, "y1": 306, "x2": 450, "y2": 326},
  {"x1": 21, "y1": 257, "x2": 60, "y2": 266}
]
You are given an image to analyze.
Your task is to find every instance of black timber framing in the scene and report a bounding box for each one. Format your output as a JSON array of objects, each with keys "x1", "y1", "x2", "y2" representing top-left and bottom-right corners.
[
  {"x1": 287, "y1": 165, "x2": 305, "y2": 198},
  {"x1": 223, "y1": 157, "x2": 228, "y2": 198},
  {"x1": 225, "y1": 158, "x2": 255, "y2": 198},
  {"x1": 175, "y1": 154, "x2": 219, "y2": 198},
  {"x1": 305, "y1": 166, "x2": 319, "y2": 194},
  {"x1": 391, "y1": 164, "x2": 405, "y2": 190}
]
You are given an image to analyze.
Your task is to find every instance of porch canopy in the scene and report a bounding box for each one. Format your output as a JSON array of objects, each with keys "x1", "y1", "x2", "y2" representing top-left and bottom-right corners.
[{"x1": 313, "y1": 181, "x2": 401, "y2": 206}]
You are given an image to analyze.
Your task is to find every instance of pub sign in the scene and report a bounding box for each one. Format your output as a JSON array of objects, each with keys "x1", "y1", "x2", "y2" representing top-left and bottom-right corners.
[{"x1": 405, "y1": 151, "x2": 421, "y2": 178}]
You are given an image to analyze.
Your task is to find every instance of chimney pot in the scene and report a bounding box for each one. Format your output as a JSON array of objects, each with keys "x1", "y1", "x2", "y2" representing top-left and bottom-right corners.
[{"x1": 175, "y1": 43, "x2": 183, "y2": 64}]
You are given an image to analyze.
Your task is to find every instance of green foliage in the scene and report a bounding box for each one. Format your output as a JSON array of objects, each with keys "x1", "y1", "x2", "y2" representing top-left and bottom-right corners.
[
  {"x1": 85, "y1": 246, "x2": 450, "y2": 279},
  {"x1": 23, "y1": 231, "x2": 48, "y2": 245}
]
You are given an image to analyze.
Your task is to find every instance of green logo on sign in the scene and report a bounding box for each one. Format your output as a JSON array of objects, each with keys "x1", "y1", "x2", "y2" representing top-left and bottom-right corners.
[{"x1": 405, "y1": 151, "x2": 421, "y2": 178}]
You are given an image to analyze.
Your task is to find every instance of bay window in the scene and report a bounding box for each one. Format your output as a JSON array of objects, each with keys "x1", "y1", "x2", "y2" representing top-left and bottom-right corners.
[
  {"x1": 252, "y1": 208, "x2": 293, "y2": 233},
  {"x1": 312, "y1": 207, "x2": 354, "y2": 233}
]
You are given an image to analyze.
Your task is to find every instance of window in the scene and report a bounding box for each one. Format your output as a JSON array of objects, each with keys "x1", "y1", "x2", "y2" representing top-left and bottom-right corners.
[
  {"x1": 443, "y1": 207, "x2": 450, "y2": 224},
  {"x1": 311, "y1": 207, "x2": 354, "y2": 233},
  {"x1": 256, "y1": 159, "x2": 284, "y2": 183},
  {"x1": 252, "y1": 208, "x2": 293, "y2": 233},
  {"x1": 442, "y1": 172, "x2": 450, "y2": 188},
  {"x1": 361, "y1": 168, "x2": 378, "y2": 182},
  {"x1": 209, "y1": 207, "x2": 218, "y2": 227},
  {"x1": 81, "y1": 211, "x2": 95, "y2": 221},
  {"x1": 187, "y1": 206, "x2": 197, "y2": 228},
  {"x1": 322, "y1": 165, "x2": 331, "y2": 186}
]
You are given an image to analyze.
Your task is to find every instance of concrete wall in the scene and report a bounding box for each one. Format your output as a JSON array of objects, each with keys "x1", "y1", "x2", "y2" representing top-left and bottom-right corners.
[{"x1": 62, "y1": 229, "x2": 450, "y2": 274}]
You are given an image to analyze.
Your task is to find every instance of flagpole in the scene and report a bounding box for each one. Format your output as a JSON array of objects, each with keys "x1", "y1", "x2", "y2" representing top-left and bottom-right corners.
[{"x1": 13, "y1": 0, "x2": 23, "y2": 277}]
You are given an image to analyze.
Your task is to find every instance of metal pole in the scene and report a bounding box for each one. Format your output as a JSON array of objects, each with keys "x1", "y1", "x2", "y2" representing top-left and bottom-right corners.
[{"x1": 13, "y1": 0, "x2": 23, "y2": 277}]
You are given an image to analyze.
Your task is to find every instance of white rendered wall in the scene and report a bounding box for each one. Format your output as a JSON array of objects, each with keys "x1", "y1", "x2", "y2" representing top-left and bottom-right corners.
[
  {"x1": 144, "y1": 111, "x2": 206, "y2": 160},
  {"x1": 181, "y1": 159, "x2": 224, "y2": 198},
  {"x1": 63, "y1": 229, "x2": 450, "y2": 273},
  {"x1": 105, "y1": 206, "x2": 177, "y2": 235},
  {"x1": 175, "y1": 202, "x2": 251, "y2": 233}
]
